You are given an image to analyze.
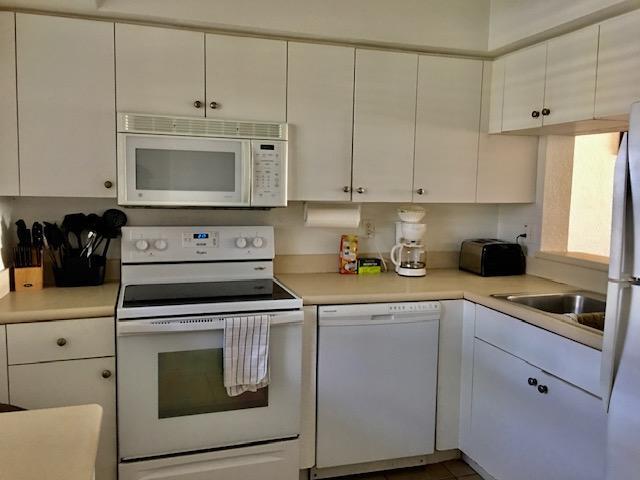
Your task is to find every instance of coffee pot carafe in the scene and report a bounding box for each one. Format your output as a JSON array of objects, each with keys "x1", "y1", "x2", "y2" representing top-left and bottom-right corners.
[{"x1": 390, "y1": 209, "x2": 427, "y2": 277}]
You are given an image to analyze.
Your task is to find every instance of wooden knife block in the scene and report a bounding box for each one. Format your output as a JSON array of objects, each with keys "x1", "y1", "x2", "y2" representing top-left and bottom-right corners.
[{"x1": 12, "y1": 266, "x2": 44, "y2": 292}]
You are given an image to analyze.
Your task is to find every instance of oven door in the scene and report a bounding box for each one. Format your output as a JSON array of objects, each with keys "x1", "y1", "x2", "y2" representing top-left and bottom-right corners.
[
  {"x1": 117, "y1": 310, "x2": 302, "y2": 460},
  {"x1": 117, "y1": 133, "x2": 251, "y2": 207}
]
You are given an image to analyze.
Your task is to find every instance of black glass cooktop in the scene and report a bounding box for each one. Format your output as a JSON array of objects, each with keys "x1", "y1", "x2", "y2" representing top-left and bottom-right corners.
[{"x1": 122, "y1": 279, "x2": 295, "y2": 308}]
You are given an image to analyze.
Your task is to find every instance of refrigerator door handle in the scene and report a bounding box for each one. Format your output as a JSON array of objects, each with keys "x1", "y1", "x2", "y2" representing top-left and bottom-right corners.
[
  {"x1": 601, "y1": 281, "x2": 629, "y2": 411},
  {"x1": 629, "y1": 103, "x2": 640, "y2": 278}
]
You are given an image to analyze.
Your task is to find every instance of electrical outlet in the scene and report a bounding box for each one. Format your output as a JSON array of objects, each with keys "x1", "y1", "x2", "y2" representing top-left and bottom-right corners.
[
  {"x1": 524, "y1": 223, "x2": 533, "y2": 241},
  {"x1": 364, "y1": 220, "x2": 375, "y2": 238}
]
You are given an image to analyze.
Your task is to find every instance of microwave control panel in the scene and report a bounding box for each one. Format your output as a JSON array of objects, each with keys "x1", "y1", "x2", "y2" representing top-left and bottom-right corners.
[{"x1": 251, "y1": 140, "x2": 287, "y2": 207}]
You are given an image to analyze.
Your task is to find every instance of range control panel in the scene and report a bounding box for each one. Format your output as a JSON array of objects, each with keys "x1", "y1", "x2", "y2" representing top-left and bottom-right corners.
[
  {"x1": 121, "y1": 226, "x2": 275, "y2": 263},
  {"x1": 251, "y1": 140, "x2": 287, "y2": 207}
]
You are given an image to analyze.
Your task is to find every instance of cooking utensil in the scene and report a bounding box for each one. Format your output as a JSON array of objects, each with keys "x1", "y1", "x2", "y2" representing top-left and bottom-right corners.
[
  {"x1": 62, "y1": 213, "x2": 87, "y2": 250},
  {"x1": 98, "y1": 209, "x2": 128, "y2": 258},
  {"x1": 32, "y1": 222, "x2": 43, "y2": 266},
  {"x1": 44, "y1": 222, "x2": 65, "y2": 268}
]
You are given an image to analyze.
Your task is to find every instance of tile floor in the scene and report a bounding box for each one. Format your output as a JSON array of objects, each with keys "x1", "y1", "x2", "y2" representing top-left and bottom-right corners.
[{"x1": 335, "y1": 459, "x2": 480, "y2": 480}]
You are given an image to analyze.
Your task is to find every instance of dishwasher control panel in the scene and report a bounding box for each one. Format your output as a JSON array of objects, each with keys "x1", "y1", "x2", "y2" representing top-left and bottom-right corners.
[{"x1": 319, "y1": 301, "x2": 441, "y2": 318}]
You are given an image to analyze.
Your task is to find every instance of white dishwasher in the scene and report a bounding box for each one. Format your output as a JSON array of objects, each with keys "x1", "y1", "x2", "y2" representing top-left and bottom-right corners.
[{"x1": 316, "y1": 301, "x2": 440, "y2": 470}]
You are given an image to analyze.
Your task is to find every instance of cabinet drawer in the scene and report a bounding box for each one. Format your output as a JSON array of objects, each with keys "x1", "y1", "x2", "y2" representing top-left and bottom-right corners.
[
  {"x1": 7, "y1": 317, "x2": 114, "y2": 365},
  {"x1": 475, "y1": 305, "x2": 601, "y2": 396}
]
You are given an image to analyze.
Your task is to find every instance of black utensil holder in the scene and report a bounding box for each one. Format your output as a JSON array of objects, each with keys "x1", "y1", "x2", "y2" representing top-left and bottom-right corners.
[{"x1": 53, "y1": 255, "x2": 106, "y2": 287}]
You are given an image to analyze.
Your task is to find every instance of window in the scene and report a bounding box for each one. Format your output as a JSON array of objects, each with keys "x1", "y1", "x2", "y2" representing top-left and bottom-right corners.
[
  {"x1": 566, "y1": 133, "x2": 619, "y2": 258},
  {"x1": 539, "y1": 132, "x2": 620, "y2": 263}
]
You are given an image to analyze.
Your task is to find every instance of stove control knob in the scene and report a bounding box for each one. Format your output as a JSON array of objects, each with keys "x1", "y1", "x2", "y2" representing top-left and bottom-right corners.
[
  {"x1": 154, "y1": 239, "x2": 168, "y2": 251},
  {"x1": 135, "y1": 239, "x2": 149, "y2": 251},
  {"x1": 235, "y1": 237, "x2": 248, "y2": 248},
  {"x1": 252, "y1": 237, "x2": 264, "y2": 248}
]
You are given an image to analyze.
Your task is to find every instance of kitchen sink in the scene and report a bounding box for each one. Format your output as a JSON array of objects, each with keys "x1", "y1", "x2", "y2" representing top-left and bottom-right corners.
[{"x1": 491, "y1": 292, "x2": 607, "y2": 331}]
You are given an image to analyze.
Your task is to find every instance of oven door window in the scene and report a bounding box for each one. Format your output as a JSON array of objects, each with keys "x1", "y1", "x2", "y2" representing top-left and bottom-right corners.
[
  {"x1": 121, "y1": 134, "x2": 251, "y2": 206},
  {"x1": 158, "y1": 348, "x2": 268, "y2": 419}
]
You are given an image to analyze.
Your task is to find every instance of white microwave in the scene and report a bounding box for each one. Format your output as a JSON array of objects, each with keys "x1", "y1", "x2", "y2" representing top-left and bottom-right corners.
[{"x1": 117, "y1": 113, "x2": 288, "y2": 208}]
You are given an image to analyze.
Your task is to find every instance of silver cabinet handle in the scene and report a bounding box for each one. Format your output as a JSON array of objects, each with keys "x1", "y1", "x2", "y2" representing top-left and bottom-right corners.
[
  {"x1": 101, "y1": 370, "x2": 112, "y2": 379},
  {"x1": 194, "y1": 100, "x2": 202, "y2": 109},
  {"x1": 104, "y1": 180, "x2": 113, "y2": 189},
  {"x1": 356, "y1": 187, "x2": 366, "y2": 194},
  {"x1": 56, "y1": 337, "x2": 67, "y2": 347},
  {"x1": 210, "y1": 101, "x2": 219, "y2": 109},
  {"x1": 416, "y1": 188, "x2": 425, "y2": 195},
  {"x1": 343, "y1": 186, "x2": 351, "y2": 193}
]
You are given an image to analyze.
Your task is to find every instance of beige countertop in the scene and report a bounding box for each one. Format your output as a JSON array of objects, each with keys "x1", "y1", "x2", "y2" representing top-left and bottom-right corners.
[
  {"x1": 0, "y1": 283, "x2": 119, "y2": 325},
  {"x1": 0, "y1": 404, "x2": 102, "y2": 480},
  {"x1": 277, "y1": 269, "x2": 604, "y2": 350}
]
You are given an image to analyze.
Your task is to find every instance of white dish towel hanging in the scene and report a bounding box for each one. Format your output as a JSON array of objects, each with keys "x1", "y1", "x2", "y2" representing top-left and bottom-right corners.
[{"x1": 223, "y1": 315, "x2": 271, "y2": 397}]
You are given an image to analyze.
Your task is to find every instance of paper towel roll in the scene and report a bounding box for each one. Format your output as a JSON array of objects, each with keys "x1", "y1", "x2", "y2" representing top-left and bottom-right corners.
[{"x1": 304, "y1": 204, "x2": 361, "y2": 228}]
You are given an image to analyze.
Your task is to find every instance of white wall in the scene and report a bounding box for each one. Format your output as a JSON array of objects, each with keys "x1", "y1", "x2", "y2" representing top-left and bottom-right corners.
[
  {"x1": 4, "y1": 197, "x2": 501, "y2": 258},
  {"x1": 489, "y1": 0, "x2": 640, "y2": 51},
  {"x1": 0, "y1": 0, "x2": 490, "y2": 53}
]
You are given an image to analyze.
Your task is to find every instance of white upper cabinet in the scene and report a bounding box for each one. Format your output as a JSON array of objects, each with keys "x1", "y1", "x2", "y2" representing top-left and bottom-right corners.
[
  {"x1": 16, "y1": 14, "x2": 116, "y2": 198},
  {"x1": 595, "y1": 9, "x2": 640, "y2": 119},
  {"x1": 543, "y1": 26, "x2": 598, "y2": 126},
  {"x1": 0, "y1": 326, "x2": 7, "y2": 404},
  {"x1": 0, "y1": 12, "x2": 19, "y2": 196},
  {"x1": 352, "y1": 49, "x2": 417, "y2": 203},
  {"x1": 502, "y1": 43, "x2": 547, "y2": 131},
  {"x1": 477, "y1": 61, "x2": 538, "y2": 203},
  {"x1": 488, "y1": 58, "x2": 505, "y2": 134},
  {"x1": 206, "y1": 34, "x2": 286, "y2": 122},
  {"x1": 116, "y1": 24, "x2": 205, "y2": 117},
  {"x1": 413, "y1": 56, "x2": 482, "y2": 203},
  {"x1": 287, "y1": 43, "x2": 354, "y2": 201}
]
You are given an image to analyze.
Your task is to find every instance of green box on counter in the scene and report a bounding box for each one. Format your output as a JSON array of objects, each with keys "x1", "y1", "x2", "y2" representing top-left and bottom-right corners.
[{"x1": 358, "y1": 258, "x2": 382, "y2": 275}]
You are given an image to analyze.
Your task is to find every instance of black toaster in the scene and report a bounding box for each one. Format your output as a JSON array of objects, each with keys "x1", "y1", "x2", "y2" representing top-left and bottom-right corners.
[{"x1": 459, "y1": 239, "x2": 526, "y2": 277}]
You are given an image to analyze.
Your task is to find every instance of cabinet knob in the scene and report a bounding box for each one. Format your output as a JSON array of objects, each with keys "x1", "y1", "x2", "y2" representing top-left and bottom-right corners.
[
  {"x1": 542, "y1": 108, "x2": 551, "y2": 116},
  {"x1": 101, "y1": 370, "x2": 112, "y2": 379},
  {"x1": 416, "y1": 188, "x2": 425, "y2": 195},
  {"x1": 531, "y1": 110, "x2": 540, "y2": 118},
  {"x1": 104, "y1": 180, "x2": 113, "y2": 189},
  {"x1": 343, "y1": 186, "x2": 351, "y2": 193},
  {"x1": 356, "y1": 187, "x2": 366, "y2": 194},
  {"x1": 527, "y1": 377, "x2": 538, "y2": 386},
  {"x1": 537, "y1": 384, "x2": 549, "y2": 394},
  {"x1": 56, "y1": 337, "x2": 67, "y2": 347},
  {"x1": 209, "y1": 101, "x2": 219, "y2": 109},
  {"x1": 193, "y1": 100, "x2": 203, "y2": 109}
]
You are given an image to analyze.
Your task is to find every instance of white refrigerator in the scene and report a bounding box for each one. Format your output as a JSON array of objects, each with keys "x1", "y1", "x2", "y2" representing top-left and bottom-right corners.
[{"x1": 604, "y1": 101, "x2": 640, "y2": 479}]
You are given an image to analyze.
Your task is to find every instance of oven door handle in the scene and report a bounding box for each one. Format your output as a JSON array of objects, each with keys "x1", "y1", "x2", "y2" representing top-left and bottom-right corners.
[{"x1": 117, "y1": 310, "x2": 304, "y2": 336}]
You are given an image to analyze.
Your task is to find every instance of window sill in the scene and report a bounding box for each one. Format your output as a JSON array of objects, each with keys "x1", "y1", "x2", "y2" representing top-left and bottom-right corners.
[{"x1": 535, "y1": 251, "x2": 609, "y2": 272}]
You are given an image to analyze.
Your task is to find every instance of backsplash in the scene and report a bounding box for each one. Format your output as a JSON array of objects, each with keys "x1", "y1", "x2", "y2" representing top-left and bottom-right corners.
[{"x1": 1, "y1": 197, "x2": 502, "y2": 263}]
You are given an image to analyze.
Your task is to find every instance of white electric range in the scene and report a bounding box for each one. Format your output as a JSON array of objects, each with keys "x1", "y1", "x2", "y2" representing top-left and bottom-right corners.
[{"x1": 116, "y1": 226, "x2": 303, "y2": 480}]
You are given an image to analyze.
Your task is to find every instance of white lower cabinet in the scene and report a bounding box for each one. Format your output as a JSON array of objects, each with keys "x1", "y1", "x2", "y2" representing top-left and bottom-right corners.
[
  {"x1": 0, "y1": 325, "x2": 7, "y2": 404},
  {"x1": 6, "y1": 318, "x2": 116, "y2": 480},
  {"x1": 9, "y1": 357, "x2": 116, "y2": 480},
  {"x1": 464, "y1": 309, "x2": 606, "y2": 480}
]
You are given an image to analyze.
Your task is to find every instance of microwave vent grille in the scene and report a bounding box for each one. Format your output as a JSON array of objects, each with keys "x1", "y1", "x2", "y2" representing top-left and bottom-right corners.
[{"x1": 118, "y1": 113, "x2": 286, "y2": 140}]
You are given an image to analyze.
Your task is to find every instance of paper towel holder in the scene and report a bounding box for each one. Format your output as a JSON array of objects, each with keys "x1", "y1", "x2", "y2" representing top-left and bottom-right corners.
[{"x1": 303, "y1": 203, "x2": 361, "y2": 228}]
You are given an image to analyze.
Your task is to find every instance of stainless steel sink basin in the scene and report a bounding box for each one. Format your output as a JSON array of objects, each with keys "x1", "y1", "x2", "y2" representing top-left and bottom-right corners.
[{"x1": 491, "y1": 292, "x2": 607, "y2": 331}]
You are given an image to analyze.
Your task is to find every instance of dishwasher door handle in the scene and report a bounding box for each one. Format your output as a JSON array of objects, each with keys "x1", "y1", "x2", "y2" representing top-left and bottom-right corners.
[{"x1": 371, "y1": 314, "x2": 395, "y2": 322}]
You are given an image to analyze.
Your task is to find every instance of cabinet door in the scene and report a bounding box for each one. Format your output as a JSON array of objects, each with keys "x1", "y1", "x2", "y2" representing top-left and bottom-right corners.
[
  {"x1": 352, "y1": 49, "x2": 417, "y2": 202},
  {"x1": 502, "y1": 43, "x2": 547, "y2": 131},
  {"x1": 488, "y1": 58, "x2": 505, "y2": 134},
  {"x1": 0, "y1": 12, "x2": 19, "y2": 196},
  {"x1": 595, "y1": 9, "x2": 640, "y2": 119},
  {"x1": 116, "y1": 23, "x2": 205, "y2": 117},
  {"x1": 0, "y1": 326, "x2": 7, "y2": 404},
  {"x1": 287, "y1": 43, "x2": 354, "y2": 201},
  {"x1": 413, "y1": 56, "x2": 481, "y2": 203},
  {"x1": 469, "y1": 338, "x2": 541, "y2": 480},
  {"x1": 206, "y1": 34, "x2": 286, "y2": 121},
  {"x1": 9, "y1": 358, "x2": 116, "y2": 480},
  {"x1": 469, "y1": 339, "x2": 606, "y2": 480},
  {"x1": 543, "y1": 26, "x2": 598, "y2": 126},
  {"x1": 477, "y1": 61, "x2": 538, "y2": 203},
  {"x1": 16, "y1": 14, "x2": 116, "y2": 197}
]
